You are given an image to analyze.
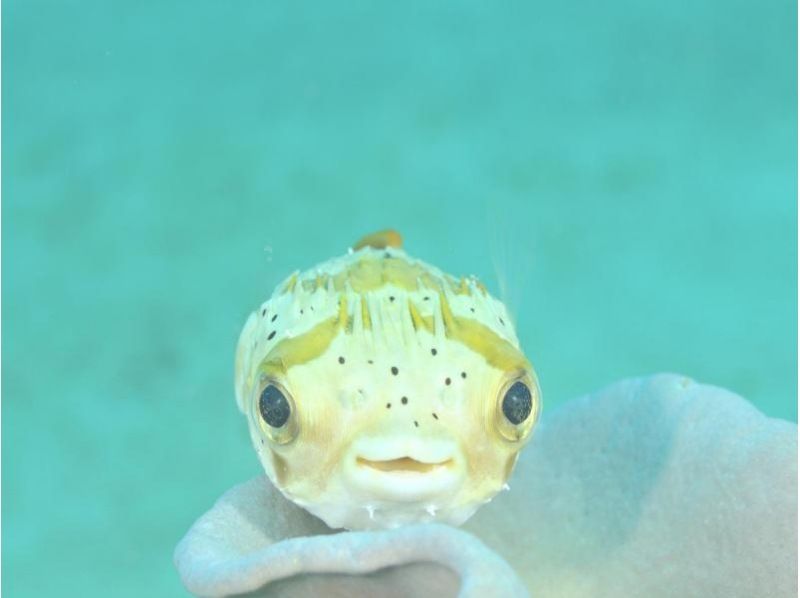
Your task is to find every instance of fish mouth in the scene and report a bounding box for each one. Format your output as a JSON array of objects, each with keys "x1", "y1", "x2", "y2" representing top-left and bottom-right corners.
[
  {"x1": 356, "y1": 456, "x2": 455, "y2": 474},
  {"x1": 346, "y1": 439, "x2": 465, "y2": 501}
]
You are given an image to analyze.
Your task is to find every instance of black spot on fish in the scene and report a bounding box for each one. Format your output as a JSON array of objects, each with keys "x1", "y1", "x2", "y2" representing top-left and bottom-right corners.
[
  {"x1": 391, "y1": 366, "x2": 399, "y2": 375},
  {"x1": 401, "y1": 396, "x2": 408, "y2": 405},
  {"x1": 338, "y1": 356, "x2": 345, "y2": 364},
  {"x1": 267, "y1": 331, "x2": 276, "y2": 340}
]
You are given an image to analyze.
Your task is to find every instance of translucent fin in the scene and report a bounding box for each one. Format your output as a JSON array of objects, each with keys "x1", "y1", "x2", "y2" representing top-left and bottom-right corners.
[{"x1": 486, "y1": 201, "x2": 536, "y2": 327}]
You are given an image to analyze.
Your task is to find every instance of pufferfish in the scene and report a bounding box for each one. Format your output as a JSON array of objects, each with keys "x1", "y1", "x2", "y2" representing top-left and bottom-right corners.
[{"x1": 235, "y1": 230, "x2": 541, "y2": 531}]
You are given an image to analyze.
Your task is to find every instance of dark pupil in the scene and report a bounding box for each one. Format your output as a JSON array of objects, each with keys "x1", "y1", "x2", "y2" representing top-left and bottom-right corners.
[
  {"x1": 502, "y1": 381, "x2": 532, "y2": 425},
  {"x1": 259, "y1": 385, "x2": 291, "y2": 428}
]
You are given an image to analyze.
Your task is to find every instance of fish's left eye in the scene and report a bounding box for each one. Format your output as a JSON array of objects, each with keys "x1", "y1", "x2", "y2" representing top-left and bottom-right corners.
[
  {"x1": 502, "y1": 381, "x2": 532, "y2": 424},
  {"x1": 494, "y1": 375, "x2": 540, "y2": 442}
]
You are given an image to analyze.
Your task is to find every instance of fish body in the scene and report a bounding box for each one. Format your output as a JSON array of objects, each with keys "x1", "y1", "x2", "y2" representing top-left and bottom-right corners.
[{"x1": 235, "y1": 231, "x2": 540, "y2": 530}]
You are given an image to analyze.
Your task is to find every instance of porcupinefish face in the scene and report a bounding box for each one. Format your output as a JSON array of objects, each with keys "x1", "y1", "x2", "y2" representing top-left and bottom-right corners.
[{"x1": 234, "y1": 231, "x2": 541, "y2": 530}]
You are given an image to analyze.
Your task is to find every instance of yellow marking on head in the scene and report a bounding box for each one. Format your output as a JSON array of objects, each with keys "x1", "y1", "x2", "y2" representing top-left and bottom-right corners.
[
  {"x1": 419, "y1": 271, "x2": 441, "y2": 291},
  {"x1": 443, "y1": 276, "x2": 473, "y2": 296},
  {"x1": 353, "y1": 229, "x2": 403, "y2": 250},
  {"x1": 301, "y1": 273, "x2": 329, "y2": 292},
  {"x1": 407, "y1": 300, "x2": 435, "y2": 334},
  {"x1": 324, "y1": 255, "x2": 439, "y2": 294},
  {"x1": 383, "y1": 257, "x2": 422, "y2": 290},
  {"x1": 325, "y1": 255, "x2": 446, "y2": 295},
  {"x1": 360, "y1": 295, "x2": 372, "y2": 331},
  {"x1": 282, "y1": 272, "x2": 299, "y2": 293},
  {"x1": 259, "y1": 297, "x2": 348, "y2": 377},
  {"x1": 337, "y1": 295, "x2": 348, "y2": 323},
  {"x1": 439, "y1": 291, "x2": 530, "y2": 373},
  {"x1": 265, "y1": 252, "x2": 526, "y2": 376},
  {"x1": 337, "y1": 257, "x2": 384, "y2": 292},
  {"x1": 474, "y1": 279, "x2": 488, "y2": 295}
]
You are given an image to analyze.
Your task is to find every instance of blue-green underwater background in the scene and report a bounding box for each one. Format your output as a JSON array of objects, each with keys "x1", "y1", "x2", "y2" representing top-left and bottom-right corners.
[{"x1": 4, "y1": 1, "x2": 796, "y2": 595}]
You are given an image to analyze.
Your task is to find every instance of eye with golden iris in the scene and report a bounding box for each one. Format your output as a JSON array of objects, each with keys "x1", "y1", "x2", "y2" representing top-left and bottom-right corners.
[
  {"x1": 260, "y1": 384, "x2": 290, "y2": 427},
  {"x1": 502, "y1": 381, "x2": 532, "y2": 424},
  {"x1": 495, "y1": 377, "x2": 540, "y2": 442},
  {"x1": 256, "y1": 382, "x2": 298, "y2": 444}
]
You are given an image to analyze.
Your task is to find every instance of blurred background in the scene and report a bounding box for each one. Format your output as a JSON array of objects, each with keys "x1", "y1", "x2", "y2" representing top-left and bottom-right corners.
[{"x1": 4, "y1": 1, "x2": 796, "y2": 595}]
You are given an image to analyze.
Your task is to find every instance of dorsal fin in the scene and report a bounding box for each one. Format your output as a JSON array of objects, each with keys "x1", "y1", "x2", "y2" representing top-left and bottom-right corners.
[{"x1": 352, "y1": 229, "x2": 403, "y2": 251}]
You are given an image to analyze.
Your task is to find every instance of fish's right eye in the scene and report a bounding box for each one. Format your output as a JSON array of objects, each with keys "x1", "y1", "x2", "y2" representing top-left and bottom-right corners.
[
  {"x1": 259, "y1": 384, "x2": 291, "y2": 428},
  {"x1": 256, "y1": 381, "x2": 298, "y2": 444},
  {"x1": 502, "y1": 381, "x2": 532, "y2": 425},
  {"x1": 494, "y1": 374, "x2": 540, "y2": 442}
]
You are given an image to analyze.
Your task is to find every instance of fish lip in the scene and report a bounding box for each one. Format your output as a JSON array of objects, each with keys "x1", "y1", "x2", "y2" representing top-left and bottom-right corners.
[
  {"x1": 345, "y1": 438, "x2": 465, "y2": 501},
  {"x1": 355, "y1": 455, "x2": 455, "y2": 473},
  {"x1": 350, "y1": 436, "x2": 459, "y2": 464}
]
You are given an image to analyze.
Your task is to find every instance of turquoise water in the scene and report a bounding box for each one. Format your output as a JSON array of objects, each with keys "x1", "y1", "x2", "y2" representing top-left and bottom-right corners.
[{"x1": 4, "y1": 1, "x2": 796, "y2": 596}]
